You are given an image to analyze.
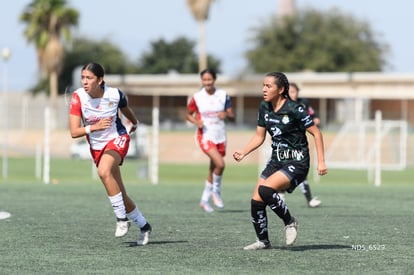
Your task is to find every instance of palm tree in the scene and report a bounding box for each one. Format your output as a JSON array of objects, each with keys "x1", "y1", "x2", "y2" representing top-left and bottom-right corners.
[
  {"x1": 186, "y1": 0, "x2": 213, "y2": 72},
  {"x1": 20, "y1": 0, "x2": 78, "y2": 123},
  {"x1": 278, "y1": 0, "x2": 296, "y2": 17}
]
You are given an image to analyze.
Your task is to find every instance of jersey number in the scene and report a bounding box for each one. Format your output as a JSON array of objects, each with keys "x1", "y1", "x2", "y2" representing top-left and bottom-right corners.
[{"x1": 114, "y1": 136, "x2": 127, "y2": 149}]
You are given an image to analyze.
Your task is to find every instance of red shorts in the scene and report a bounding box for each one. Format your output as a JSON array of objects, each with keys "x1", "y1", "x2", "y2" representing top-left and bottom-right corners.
[
  {"x1": 197, "y1": 135, "x2": 226, "y2": 157},
  {"x1": 90, "y1": 134, "x2": 130, "y2": 166}
]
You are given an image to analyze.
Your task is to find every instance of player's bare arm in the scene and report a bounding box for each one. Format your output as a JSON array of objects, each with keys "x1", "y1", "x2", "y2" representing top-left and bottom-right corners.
[
  {"x1": 120, "y1": 106, "x2": 138, "y2": 133},
  {"x1": 306, "y1": 125, "x2": 327, "y2": 176},
  {"x1": 186, "y1": 111, "x2": 203, "y2": 128}
]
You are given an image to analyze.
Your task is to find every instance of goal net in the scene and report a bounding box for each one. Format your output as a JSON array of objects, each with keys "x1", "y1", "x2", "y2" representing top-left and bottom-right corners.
[{"x1": 325, "y1": 111, "x2": 407, "y2": 185}]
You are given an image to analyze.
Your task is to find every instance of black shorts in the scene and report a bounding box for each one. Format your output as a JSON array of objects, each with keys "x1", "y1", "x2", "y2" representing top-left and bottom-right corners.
[{"x1": 260, "y1": 161, "x2": 309, "y2": 193}]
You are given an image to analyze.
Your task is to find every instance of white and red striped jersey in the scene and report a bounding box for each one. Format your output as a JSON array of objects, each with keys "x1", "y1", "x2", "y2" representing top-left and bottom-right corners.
[
  {"x1": 70, "y1": 86, "x2": 128, "y2": 150},
  {"x1": 188, "y1": 88, "x2": 232, "y2": 144}
]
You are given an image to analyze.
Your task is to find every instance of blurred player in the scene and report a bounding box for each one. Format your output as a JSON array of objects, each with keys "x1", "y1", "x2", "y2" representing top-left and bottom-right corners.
[
  {"x1": 278, "y1": 82, "x2": 322, "y2": 208},
  {"x1": 186, "y1": 68, "x2": 234, "y2": 213},
  {"x1": 69, "y1": 62, "x2": 152, "y2": 245}
]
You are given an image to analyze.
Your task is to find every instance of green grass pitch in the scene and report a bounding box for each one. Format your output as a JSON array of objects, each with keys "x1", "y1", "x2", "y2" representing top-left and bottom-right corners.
[{"x1": 0, "y1": 158, "x2": 413, "y2": 274}]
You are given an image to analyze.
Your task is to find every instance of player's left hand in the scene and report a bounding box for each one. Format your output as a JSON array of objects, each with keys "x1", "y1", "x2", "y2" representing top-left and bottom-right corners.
[
  {"x1": 218, "y1": 111, "x2": 226, "y2": 120},
  {"x1": 317, "y1": 162, "x2": 328, "y2": 176}
]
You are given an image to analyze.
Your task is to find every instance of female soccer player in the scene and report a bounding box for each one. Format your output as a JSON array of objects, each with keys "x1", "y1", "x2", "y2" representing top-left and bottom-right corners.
[
  {"x1": 69, "y1": 62, "x2": 151, "y2": 245},
  {"x1": 186, "y1": 68, "x2": 234, "y2": 213},
  {"x1": 233, "y1": 72, "x2": 327, "y2": 250}
]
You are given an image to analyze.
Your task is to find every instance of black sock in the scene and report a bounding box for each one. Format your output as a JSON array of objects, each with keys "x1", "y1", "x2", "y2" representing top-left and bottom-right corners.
[
  {"x1": 141, "y1": 222, "x2": 151, "y2": 232},
  {"x1": 250, "y1": 199, "x2": 269, "y2": 243},
  {"x1": 258, "y1": 186, "x2": 292, "y2": 226},
  {"x1": 301, "y1": 180, "x2": 312, "y2": 202}
]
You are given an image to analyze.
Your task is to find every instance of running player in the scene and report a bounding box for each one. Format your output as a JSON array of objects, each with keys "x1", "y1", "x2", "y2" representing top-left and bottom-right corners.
[
  {"x1": 186, "y1": 68, "x2": 235, "y2": 213},
  {"x1": 233, "y1": 72, "x2": 327, "y2": 250},
  {"x1": 69, "y1": 62, "x2": 152, "y2": 245}
]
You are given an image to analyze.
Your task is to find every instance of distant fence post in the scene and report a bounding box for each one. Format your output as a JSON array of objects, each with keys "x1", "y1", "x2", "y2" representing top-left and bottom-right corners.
[{"x1": 43, "y1": 107, "x2": 50, "y2": 184}]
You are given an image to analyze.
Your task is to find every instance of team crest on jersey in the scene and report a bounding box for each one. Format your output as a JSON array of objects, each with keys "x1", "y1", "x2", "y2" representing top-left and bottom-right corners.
[
  {"x1": 109, "y1": 102, "x2": 114, "y2": 107},
  {"x1": 282, "y1": 115, "x2": 290, "y2": 124}
]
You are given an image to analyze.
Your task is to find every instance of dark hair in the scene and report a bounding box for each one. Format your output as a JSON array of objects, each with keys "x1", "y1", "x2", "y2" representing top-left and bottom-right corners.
[
  {"x1": 290, "y1": 82, "x2": 300, "y2": 92},
  {"x1": 200, "y1": 68, "x2": 217, "y2": 80},
  {"x1": 82, "y1": 62, "x2": 105, "y2": 88},
  {"x1": 265, "y1": 72, "x2": 290, "y2": 97}
]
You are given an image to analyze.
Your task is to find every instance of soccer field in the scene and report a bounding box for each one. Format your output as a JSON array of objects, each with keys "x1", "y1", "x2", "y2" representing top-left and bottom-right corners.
[{"x1": 0, "y1": 158, "x2": 413, "y2": 274}]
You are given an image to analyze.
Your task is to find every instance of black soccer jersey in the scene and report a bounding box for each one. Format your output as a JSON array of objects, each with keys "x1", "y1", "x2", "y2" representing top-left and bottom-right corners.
[{"x1": 257, "y1": 98, "x2": 314, "y2": 165}]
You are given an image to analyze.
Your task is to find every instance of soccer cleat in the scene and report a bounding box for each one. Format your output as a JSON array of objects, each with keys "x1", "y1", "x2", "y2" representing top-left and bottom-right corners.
[
  {"x1": 285, "y1": 217, "x2": 298, "y2": 246},
  {"x1": 211, "y1": 191, "x2": 224, "y2": 208},
  {"x1": 137, "y1": 223, "x2": 152, "y2": 246},
  {"x1": 308, "y1": 198, "x2": 322, "y2": 208},
  {"x1": 115, "y1": 219, "x2": 130, "y2": 238},
  {"x1": 278, "y1": 192, "x2": 286, "y2": 201},
  {"x1": 243, "y1": 240, "x2": 271, "y2": 250},
  {"x1": 199, "y1": 201, "x2": 214, "y2": 213}
]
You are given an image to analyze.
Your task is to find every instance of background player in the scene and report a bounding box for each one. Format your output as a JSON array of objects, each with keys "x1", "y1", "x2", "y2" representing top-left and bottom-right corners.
[
  {"x1": 186, "y1": 68, "x2": 234, "y2": 213},
  {"x1": 278, "y1": 82, "x2": 322, "y2": 208}
]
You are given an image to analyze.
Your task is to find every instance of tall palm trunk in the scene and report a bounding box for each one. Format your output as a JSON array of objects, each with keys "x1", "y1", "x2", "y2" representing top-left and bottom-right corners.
[
  {"x1": 197, "y1": 20, "x2": 207, "y2": 72},
  {"x1": 48, "y1": 71, "x2": 58, "y2": 128},
  {"x1": 187, "y1": 0, "x2": 213, "y2": 72},
  {"x1": 42, "y1": 35, "x2": 64, "y2": 129}
]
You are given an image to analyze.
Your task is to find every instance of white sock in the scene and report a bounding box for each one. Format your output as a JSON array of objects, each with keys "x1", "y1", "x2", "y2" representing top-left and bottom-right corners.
[
  {"x1": 201, "y1": 180, "x2": 212, "y2": 203},
  {"x1": 126, "y1": 207, "x2": 147, "y2": 228},
  {"x1": 212, "y1": 174, "x2": 222, "y2": 193},
  {"x1": 108, "y1": 192, "x2": 126, "y2": 220},
  {"x1": 300, "y1": 180, "x2": 309, "y2": 194}
]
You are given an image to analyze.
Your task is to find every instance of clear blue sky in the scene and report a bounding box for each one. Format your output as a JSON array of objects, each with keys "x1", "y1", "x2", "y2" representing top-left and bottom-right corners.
[{"x1": 1, "y1": 0, "x2": 413, "y2": 91}]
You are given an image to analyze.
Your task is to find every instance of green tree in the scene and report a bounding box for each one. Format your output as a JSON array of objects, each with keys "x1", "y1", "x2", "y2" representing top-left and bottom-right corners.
[
  {"x1": 20, "y1": 0, "x2": 79, "y2": 110},
  {"x1": 137, "y1": 36, "x2": 221, "y2": 74},
  {"x1": 58, "y1": 37, "x2": 139, "y2": 92},
  {"x1": 246, "y1": 8, "x2": 388, "y2": 73}
]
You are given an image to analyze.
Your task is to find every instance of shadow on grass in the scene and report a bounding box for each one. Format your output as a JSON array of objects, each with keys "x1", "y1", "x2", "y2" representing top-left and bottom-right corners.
[
  {"x1": 275, "y1": 244, "x2": 351, "y2": 251},
  {"x1": 125, "y1": 240, "x2": 188, "y2": 247},
  {"x1": 217, "y1": 209, "x2": 249, "y2": 213}
]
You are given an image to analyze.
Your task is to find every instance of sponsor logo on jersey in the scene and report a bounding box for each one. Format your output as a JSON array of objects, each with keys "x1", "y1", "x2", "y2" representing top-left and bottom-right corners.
[
  {"x1": 264, "y1": 113, "x2": 280, "y2": 123},
  {"x1": 275, "y1": 143, "x2": 305, "y2": 161},
  {"x1": 270, "y1": 126, "x2": 282, "y2": 137}
]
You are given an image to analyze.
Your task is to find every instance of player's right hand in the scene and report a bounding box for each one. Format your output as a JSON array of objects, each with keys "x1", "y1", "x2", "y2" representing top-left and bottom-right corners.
[{"x1": 196, "y1": 120, "x2": 204, "y2": 129}]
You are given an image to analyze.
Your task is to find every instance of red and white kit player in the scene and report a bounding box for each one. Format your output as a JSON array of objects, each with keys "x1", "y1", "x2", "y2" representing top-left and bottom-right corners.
[
  {"x1": 69, "y1": 63, "x2": 151, "y2": 245},
  {"x1": 187, "y1": 68, "x2": 234, "y2": 213}
]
